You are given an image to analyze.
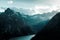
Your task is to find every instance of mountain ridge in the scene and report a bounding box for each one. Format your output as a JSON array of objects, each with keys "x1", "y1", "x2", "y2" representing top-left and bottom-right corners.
[
  {"x1": 0, "y1": 8, "x2": 33, "y2": 40},
  {"x1": 31, "y1": 12, "x2": 60, "y2": 40}
]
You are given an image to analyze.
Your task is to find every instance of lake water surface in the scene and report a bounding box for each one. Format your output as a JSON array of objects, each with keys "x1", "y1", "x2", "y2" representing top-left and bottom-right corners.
[{"x1": 9, "y1": 35, "x2": 35, "y2": 40}]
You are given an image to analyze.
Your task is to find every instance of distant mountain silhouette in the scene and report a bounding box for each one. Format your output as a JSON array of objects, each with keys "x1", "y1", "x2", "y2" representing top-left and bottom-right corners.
[
  {"x1": 0, "y1": 8, "x2": 58, "y2": 40},
  {"x1": 0, "y1": 8, "x2": 33, "y2": 40},
  {"x1": 22, "y1": 11, "x2": 57, "y2": 33},
  {"x1": 31, "y1": 12, "x2": 60, "y2": 40},
  {"x1": 10, "y1": 8, "x2": 58, "y2": 33}
]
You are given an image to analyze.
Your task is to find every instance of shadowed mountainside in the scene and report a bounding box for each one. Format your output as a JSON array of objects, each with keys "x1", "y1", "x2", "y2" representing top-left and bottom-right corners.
[
  {"x1": 0, "y1": 8, "x2": 58, "y2": 40},
  {"x1": 0, "y1": 8, "x2": 33, "y2": 40},
  {"x1": 31, "y1": 12, "x2": 60, "y2": 40}
]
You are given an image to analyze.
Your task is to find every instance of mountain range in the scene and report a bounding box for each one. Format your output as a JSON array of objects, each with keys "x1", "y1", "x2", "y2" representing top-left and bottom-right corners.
[
  {"x1": 31, "y1": 12, "x2": 60, "y2": 40},
  {"x1": 0, "y1": 8, "x2": 33, "y2": 40},
  {"x1": 10, "y1": 7, "x2": 58, "y2": 33},
  {"x1": 0, "y1": 8, "x2": 58, "y2": 40}
]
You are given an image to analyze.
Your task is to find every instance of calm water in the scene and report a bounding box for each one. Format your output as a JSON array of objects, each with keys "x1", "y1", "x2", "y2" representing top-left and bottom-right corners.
[{"x1": 9, "y1": 35, "x2": 35, "y2": 40}]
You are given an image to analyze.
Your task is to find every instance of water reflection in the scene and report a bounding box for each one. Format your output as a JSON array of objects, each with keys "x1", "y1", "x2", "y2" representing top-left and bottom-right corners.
[{"x1": 9, "y1": 35, "x2": 35, "y2": 40}]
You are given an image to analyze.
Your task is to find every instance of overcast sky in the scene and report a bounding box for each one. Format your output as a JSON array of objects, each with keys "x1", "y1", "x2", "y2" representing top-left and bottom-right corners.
[
  {"x1": 0, "y1": 0, "x2": 60, "y2": 14},
  {"x1": 0, "y1": 0, "x2": 60, "y2": 8}
]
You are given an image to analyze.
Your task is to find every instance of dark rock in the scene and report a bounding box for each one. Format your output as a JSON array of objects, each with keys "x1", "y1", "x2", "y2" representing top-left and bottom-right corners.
[
  {"x1": 0, "y1": 8, "x2": 33, "y2": 40},
  {"x1": 31, "y1": 12, "x2": 60, "y2": 40}
]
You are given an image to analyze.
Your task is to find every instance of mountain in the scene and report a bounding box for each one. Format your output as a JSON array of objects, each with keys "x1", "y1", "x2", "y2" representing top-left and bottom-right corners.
[
  {"x1": 6, "y1": 8, "x2": 58, "y2": 26},
  {"x1": 0, "y1": 8, "x2": 58, "y2": 40},
  {"x1": 31, "y1": 12, "x2": 60, "y2": 40},
  {"x1": 22, "y1": 11, "x2": 57, "y2": 25},
  {"x1": 22, "y1": 11, "x2": 58, "y2": 33},
  {"x1": 0, "y1": 8, "x2": 33, "y2": 40}
]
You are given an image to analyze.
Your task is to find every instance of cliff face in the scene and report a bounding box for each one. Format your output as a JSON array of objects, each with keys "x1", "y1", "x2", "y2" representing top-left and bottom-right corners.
[
  {"x1": 31, "y1": 12, "x2": 60, "y2": 40},
  {"x1": 0, "y1": 8, "x2": 33, "y2": 40}
]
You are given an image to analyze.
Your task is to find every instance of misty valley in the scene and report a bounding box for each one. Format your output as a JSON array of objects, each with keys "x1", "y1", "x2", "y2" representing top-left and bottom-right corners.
[
  {"x1": 0, "y1": 8, "x2": 59, "y2": 40},
  {"x1": 0, "y1": 0, "x2": 60, "y2": 40}
]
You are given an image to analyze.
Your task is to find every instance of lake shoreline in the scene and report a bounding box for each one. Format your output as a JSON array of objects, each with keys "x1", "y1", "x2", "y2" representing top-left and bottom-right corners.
[{"x1": 9, "y1": 34, "x2": 35, "y2": 40}]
